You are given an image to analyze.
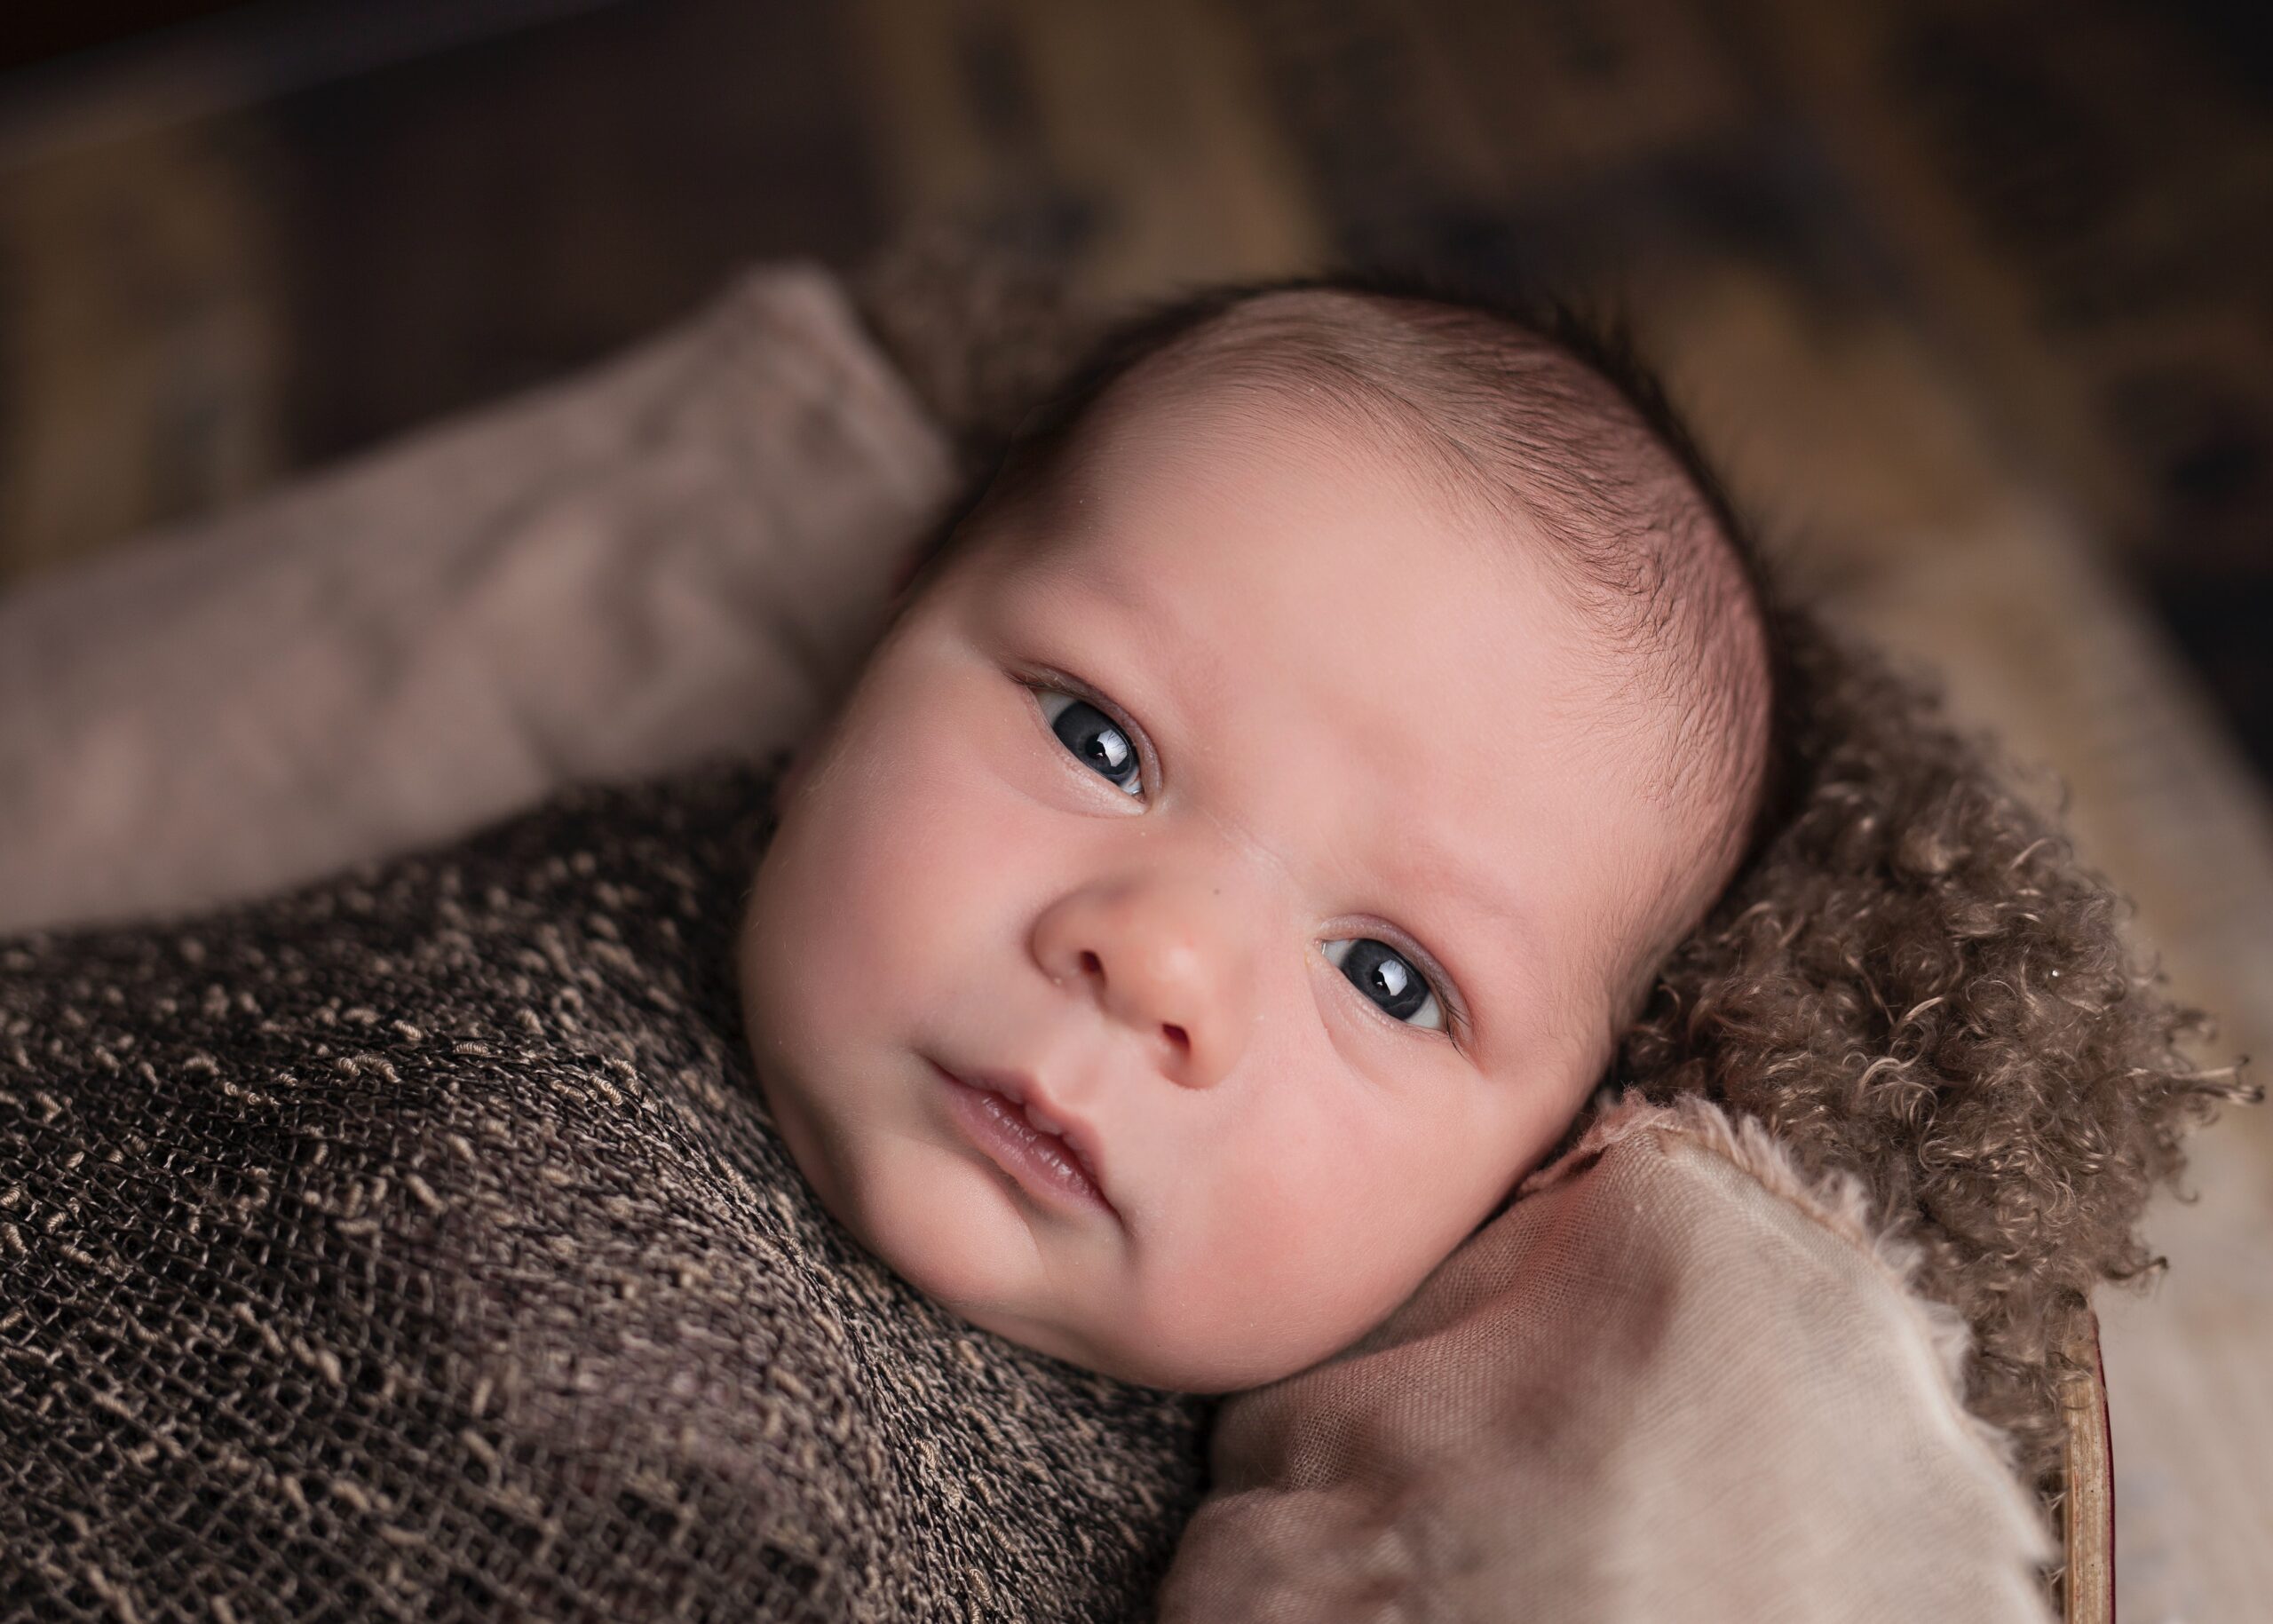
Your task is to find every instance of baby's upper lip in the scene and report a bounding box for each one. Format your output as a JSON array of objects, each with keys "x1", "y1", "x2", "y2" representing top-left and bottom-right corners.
[{"x1": 939, "y1": 1061, "x2": 1113, "y2": 1208}]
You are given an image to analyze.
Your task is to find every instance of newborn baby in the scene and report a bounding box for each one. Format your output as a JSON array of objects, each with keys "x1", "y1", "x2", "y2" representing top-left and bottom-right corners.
[{"x1": 741, "y1": 281, "x2": 1776, "y2": 1392}]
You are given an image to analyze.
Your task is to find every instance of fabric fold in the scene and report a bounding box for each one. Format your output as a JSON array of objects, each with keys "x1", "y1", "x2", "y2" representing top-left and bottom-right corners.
[{"x1": 1158, "y1": 1095, "x2": 2055, "y2": 1623}]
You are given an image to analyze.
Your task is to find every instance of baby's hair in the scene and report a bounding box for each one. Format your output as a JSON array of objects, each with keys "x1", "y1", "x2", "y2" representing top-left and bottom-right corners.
[{"x1": 894, "y1": 271, "x2": 1786, "y2": 1010}]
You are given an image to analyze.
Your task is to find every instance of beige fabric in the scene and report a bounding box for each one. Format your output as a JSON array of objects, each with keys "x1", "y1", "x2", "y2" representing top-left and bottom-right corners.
[
  {"x1": 1159, "y1": 1097, "x2": 2056, "y2": 1623},
  {"x1": 0, "y1": 263, "x2": 953, "y2": 934}
]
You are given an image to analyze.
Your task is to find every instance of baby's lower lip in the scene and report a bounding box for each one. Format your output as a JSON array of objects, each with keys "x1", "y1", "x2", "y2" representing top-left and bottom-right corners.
[{"x1": 935, "y1": 1063, "x2": 1115, "y2": 1218}]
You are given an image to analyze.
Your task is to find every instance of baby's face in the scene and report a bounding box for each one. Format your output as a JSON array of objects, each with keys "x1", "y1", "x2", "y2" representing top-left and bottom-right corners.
[{"x1": 739, "y1": 383, "x2": 1701, "y2": 1391}]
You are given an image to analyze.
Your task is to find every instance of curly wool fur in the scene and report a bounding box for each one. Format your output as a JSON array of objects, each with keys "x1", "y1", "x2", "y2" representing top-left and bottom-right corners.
[{"x1": 1620, "y1": 606, "x2": 2256, "y2": 1494}]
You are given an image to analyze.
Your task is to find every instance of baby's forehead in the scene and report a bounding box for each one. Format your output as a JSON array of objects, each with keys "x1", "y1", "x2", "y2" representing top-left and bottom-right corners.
[
  {"x1": 1020, "y1": 383, "x2": 1539, "y2": 620},
  {"x1": 1059, "y1": 362, "x2": 1518, "y2": 569},
  {"x1": 1073, "y1": 340, "x2": 1671, "y2": 614},
  {"x1": 1090, "y1": 340, "x2": 1452, "y2": 474}
]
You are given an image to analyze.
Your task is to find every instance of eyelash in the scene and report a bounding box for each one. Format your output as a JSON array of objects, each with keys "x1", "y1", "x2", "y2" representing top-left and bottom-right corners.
[{"x1": 1018, "y1": 672, "x2": 1468, "y2": 1046}]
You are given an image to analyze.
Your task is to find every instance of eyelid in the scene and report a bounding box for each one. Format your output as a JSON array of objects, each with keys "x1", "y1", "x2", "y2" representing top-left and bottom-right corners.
[{"x1": 1014, "y1": 663, "x2": 1474, "y2": 1053}]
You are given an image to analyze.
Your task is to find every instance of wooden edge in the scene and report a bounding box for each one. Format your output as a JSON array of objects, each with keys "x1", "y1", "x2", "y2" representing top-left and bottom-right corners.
[{"x1": 2061, "y1": 1309, "x2": 2115, "y2": 1624}]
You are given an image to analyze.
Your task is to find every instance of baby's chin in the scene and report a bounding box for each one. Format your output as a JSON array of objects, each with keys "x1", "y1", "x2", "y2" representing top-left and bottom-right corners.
[
  {"x1": 951, "y1": 1305, "x2": 1255, "y2": 1395},
  {"x1": 903, "y1": 1256, "x2": 1338, "y2": 1396}
]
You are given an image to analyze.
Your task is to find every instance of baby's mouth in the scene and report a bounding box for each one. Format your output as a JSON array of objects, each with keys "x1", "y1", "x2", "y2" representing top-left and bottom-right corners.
[{"x1": 931, "y1": 1060, "x2": 1115, "y2": 1217}]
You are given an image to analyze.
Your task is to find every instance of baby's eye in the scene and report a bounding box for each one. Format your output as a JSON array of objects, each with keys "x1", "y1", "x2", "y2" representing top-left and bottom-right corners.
[
  {"x1": 1322, "y1": 939, "x2": 1446, "y2": 1033},
  {"x1": 1034, "y1": 688, "x2": 1144, "y2": 796}
]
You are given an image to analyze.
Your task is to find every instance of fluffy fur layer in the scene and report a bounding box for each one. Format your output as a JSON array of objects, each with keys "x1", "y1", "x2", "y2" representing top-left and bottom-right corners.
[{"x1": 1620, "y1": 607, "x2": 2255, "y2": 1493}]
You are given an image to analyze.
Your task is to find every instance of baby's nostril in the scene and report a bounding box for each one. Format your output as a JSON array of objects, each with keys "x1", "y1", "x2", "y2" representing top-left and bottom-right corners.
[
  {"x1": 1079, "y1": 951, "x2": 1103, "y2": 977},
  {"x1": 1163, "y1": 1024, "x2": 1189, "y2": 1051}
]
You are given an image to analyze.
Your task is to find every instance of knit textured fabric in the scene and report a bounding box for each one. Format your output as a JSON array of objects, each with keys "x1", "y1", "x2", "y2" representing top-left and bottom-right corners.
[{"x1": 0, "y1": 760, "x2": 1214, "y2": 1622}]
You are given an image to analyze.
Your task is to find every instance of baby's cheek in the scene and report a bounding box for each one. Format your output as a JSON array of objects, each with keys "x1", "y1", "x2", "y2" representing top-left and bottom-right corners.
[
  {"x1": 745, "y1": 790, "x2": 914, "y2": 1065},
  {"x1": 1116, "y1": 1146, "x2": 1371, "y2": 1390},
  {"x1": 754, "y1": 741, "x2": 1018, "y2": 1058}
]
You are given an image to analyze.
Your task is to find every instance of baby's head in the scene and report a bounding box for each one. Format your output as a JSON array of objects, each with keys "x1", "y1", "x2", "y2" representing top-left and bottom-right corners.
[{"x1": 740, "y1": 280, "x2": 1776, "y2": 1391}]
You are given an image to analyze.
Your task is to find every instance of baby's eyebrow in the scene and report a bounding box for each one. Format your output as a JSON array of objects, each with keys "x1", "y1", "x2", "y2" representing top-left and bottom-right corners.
[
  {"x1": 1014, "y1": 553, "x2": 1230, "y2": 728},
  {"x1": 1373, "y1": 836, "x2": 1532, "y2": 980},
  {"x1": 1030, "y1": 547, "x2": 1175, "y2": 638}
]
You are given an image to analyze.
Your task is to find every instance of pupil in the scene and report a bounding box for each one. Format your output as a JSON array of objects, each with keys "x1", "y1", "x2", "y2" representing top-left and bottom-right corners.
[{"x1": 1340, "y1": 939, "x2": 1429, "y2": 1021}]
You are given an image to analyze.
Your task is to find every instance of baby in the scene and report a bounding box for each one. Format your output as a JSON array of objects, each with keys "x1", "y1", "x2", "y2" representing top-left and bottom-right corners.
[{"x1": 738, "y1": 279, "x2": 1777, "y2": 1393}]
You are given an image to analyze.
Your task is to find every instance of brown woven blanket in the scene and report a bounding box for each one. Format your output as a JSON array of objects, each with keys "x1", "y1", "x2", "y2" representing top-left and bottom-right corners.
[{"x1": 0, "y1": 760, "x2": 1213, "y2": 1622}]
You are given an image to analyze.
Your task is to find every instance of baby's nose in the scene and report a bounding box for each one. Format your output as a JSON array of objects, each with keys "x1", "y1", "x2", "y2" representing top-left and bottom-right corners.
[{"x1": 1032, "y1": 875, "x2": 1255, "y2": 1089}]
